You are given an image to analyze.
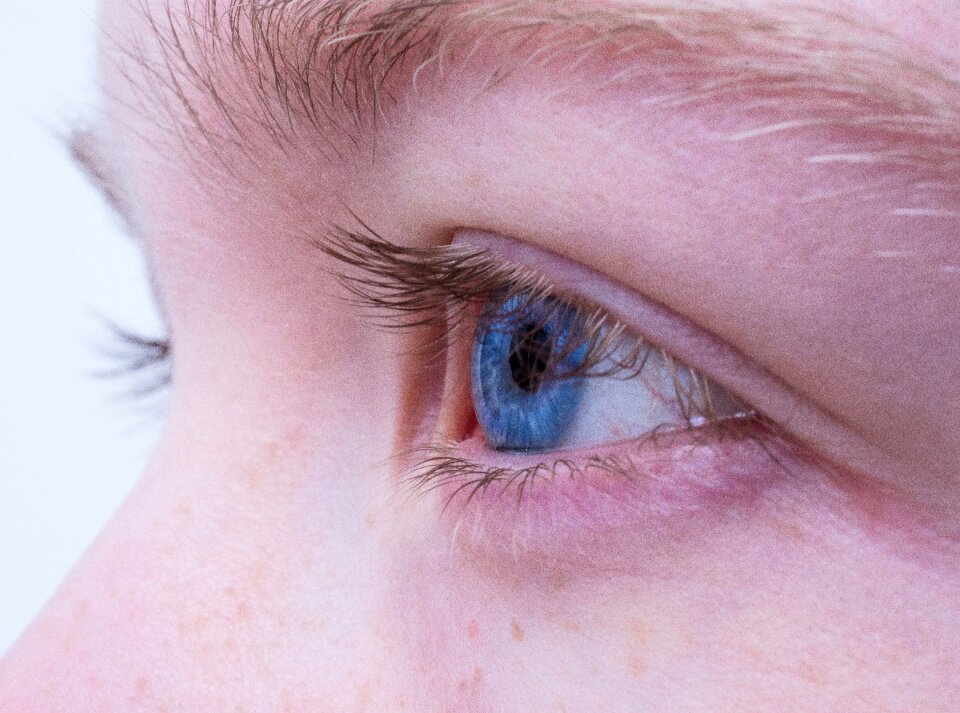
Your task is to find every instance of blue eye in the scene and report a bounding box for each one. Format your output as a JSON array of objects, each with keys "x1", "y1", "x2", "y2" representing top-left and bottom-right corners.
[
  {"x1": 471, "y1": 293, "x2": 589, "y2": 452},
  {"x1": 470, "y1": 291, "x2": 753, "y2": 454}
]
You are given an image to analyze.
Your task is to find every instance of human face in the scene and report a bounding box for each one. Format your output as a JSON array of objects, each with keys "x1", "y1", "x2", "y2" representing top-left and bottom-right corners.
[{"x1": 1, "y1": 0, "x2": 959, "y2": 710}]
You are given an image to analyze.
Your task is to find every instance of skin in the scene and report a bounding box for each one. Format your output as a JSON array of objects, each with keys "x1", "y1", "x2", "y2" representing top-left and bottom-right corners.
[{"x1": 1, "y1": 0, "x2": 959, "y2": 710}]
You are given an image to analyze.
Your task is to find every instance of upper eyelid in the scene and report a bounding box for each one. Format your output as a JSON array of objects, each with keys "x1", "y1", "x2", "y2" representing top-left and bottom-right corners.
[
  {"x1": 320, "y1": 222, "x2": 753, "y2": 395},
  {"x1": 68, "y1": 127, "x2": 141, "y2": 238},
  {"x1": 320, "y1": 223, "x2": 751, "y2": 389}
]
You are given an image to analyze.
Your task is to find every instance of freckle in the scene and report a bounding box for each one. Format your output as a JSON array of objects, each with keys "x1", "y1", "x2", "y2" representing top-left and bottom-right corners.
[
  {"x1": 629, "y1": 618, "x2": 648, "y2": 643},
  {"x1": 624, "y1": 619, "x2": 649, "y2": 676},
  {"x1": 511, "y1": 619, "x2": 525, "y2": 642},
  {"x1": 242, "y1": 463, "x2": 267, "y2": 486},
  {"x1": 300, "y1": 617, "x2": 327, "y2": 635},
  {"x1": 355, "y1": 683, "x2": 372, "y2": 708},
  {"x1": 265, "y1": 439, "x2": 281, "y2": 463},
  {"x1": 252, "y1": 560, "x2": 268, "y2": 586},
  {"x1": 774, "y1": 519, "x2": 807, "y2": 543},
  {"x1": 467, "y1": 173, "x2": 482, "y2": 188},
  {"x1": 466, "y1": 620, "x2": 480, "y2": 639},
  {"x1": 365, "y1": 512, "x2": 377, "y2": 529},
  {"x1": 627, "y1": 652, "x2": 648, "y2": 677},
  {"x1": 798, "y1": 661, "x2": 829, "y2": 684},
  {"x1": 284, "y1": 424, "x2": 306, "y2": 447},
  {"x1": 193, "y1": 613, "x2": 210, "y2": 635},
  {"x1": 134, "y1": 675, "x2": 151, "y2": 697},
  {"x1": 235, "y1": 603, "x2": 251, "y2": 621}
]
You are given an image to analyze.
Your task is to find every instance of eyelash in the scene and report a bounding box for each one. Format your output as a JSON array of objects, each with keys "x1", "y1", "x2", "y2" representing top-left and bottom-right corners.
[
  {"x1": 320, "y1": 225, "x2": 775, "y2": 505},
  {"x1": 99, "y1": 320, "x2": 173, "y2": 399}
]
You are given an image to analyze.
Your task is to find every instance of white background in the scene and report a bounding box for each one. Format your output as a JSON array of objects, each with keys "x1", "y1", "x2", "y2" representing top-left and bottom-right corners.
[{"x1": 0, "y1": 1, "x2": 164, "y2": 654}]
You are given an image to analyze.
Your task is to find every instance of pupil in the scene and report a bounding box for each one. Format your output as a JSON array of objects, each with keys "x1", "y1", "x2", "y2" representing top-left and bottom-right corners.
[{"x1": 509, "y1": 323, "x2": 553, "y2": 393}]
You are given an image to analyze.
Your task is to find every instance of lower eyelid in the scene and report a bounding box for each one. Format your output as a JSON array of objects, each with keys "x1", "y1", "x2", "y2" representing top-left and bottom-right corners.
[{"x1": 416, "y1": 425, "x2": 810, "y2": 577}]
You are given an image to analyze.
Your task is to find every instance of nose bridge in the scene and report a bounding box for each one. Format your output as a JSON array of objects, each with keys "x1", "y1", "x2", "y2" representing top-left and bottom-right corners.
[{"x1": 0, "y1": 442, "x2": 400, "y2": 712}]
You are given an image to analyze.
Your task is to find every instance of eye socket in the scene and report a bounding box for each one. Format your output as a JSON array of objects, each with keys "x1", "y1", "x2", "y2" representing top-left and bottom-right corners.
[
  {"x1": 321, "y1": 225, "x2": 911, "y2": 536},
  {"x1": 470, "y1": 289, "x2": 751, "y2": 454}
]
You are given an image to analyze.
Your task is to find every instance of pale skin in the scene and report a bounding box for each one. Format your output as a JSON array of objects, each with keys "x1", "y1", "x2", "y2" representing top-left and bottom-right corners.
[{"x1": 1, "y1": 0, "x2": 959, "y2": 710}]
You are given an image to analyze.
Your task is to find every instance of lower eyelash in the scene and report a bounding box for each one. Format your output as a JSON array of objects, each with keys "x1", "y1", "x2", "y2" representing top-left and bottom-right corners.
[{"x1": 401, "y1": 414, "x2": 773, "y2": 510}]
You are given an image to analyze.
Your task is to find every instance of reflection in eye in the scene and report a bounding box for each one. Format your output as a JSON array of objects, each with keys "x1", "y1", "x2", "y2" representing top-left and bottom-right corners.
[{"x1": 472, "y1": 290, "x2": 750, "y2": 453}]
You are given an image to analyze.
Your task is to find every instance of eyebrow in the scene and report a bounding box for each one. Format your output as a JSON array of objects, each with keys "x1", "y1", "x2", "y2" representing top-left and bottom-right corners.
[{"x1": 118, "y1": 0, "x2": 960, "y2": 178}]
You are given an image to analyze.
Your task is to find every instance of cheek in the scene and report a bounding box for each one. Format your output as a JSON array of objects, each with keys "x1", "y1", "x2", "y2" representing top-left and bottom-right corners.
[
  {"x1": 0, "y1": 443, "x2": 403, "y2": 712},
  {"x1": 387, "y1": 472, "x2": 960, "y2": 713}
]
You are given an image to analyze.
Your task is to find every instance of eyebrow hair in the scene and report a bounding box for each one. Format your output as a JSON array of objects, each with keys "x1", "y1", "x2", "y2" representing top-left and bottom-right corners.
[{"x1": 117, "y1": 0, "x2": 960, "y2": 180}]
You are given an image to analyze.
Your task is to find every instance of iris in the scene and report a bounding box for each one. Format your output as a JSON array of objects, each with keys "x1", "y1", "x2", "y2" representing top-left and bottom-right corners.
[{"x1": 471, "y1": 293, "x2": 588, "y2": 452}]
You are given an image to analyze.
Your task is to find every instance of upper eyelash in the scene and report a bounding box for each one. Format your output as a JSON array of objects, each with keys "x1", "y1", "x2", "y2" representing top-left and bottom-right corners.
[
  {"x1": 318, "y1": 222, "x2": 546, "y2": 328},
  {"x1": 97, "y1": 320, "x2": 173, "y2": 398},
  {"x1": 319, "y1": 223, "x2": 755, "y2": 429}
]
